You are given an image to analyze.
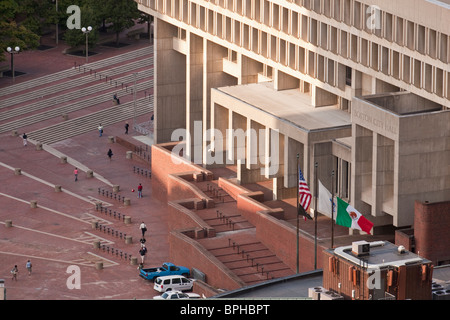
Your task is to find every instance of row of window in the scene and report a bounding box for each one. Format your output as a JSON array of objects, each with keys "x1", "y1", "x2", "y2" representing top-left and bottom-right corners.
[{"x1": 137, "y1": 0, "x2": 450, "y2": 102}]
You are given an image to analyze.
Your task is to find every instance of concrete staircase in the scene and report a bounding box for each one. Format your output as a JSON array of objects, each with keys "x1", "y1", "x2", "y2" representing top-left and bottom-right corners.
[
  {"x1": 0, "y1": 46, "x2": 154, "y2": 144},
  {"x1": 27, "y1": 96, "x2": 153, "y2": 145}
]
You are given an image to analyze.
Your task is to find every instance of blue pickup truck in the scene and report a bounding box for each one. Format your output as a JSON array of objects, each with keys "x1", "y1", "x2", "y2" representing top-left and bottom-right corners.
[{"x1": 139, "y1": 262, "x2": 190, "y2": 281}]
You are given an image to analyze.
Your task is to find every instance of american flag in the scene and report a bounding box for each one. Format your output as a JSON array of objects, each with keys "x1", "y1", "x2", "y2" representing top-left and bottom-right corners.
[{"x1": 298, "y1": 168, "x2": 312, "y2": 212}]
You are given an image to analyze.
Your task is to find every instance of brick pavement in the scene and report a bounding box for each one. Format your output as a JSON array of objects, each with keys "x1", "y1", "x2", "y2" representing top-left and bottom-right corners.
[{"x1": 0, "y1": 29, "x2": 167, "y2": 300}]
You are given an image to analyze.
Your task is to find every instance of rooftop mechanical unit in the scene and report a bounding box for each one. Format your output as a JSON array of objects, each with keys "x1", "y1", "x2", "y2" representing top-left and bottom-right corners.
[{"x1": 352, "y1": 241, "x2": 370, "y2": 257}]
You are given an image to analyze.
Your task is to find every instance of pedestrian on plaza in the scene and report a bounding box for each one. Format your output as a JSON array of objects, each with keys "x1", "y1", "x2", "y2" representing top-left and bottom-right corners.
[
  {"x1": 125, "y1": 122, "x2": 129, "y2": 134},
  {"x1": 22, "y1": 133, "x2": 28, "y2": 146},
  {"x1": 113, "y1": 93, "x2": 120, "y2": 105},
  {"x1": 98, "y1": 123, "x2": 103, "y2": 137},
  {"x1": 139, "y1": 245, "x2": 147, "y2": 264},
  {"x1": 26, "y1": 260, "x2": 32, "y2": 276},
  {"x1": 137, "y1": 183, "x2": 143, "y2": 198},
  {"x1": 140, "y1": 237, "x2": 146, "y2": 247},
  {"x1": 74, "y1": 167, "x2": 78, "y2": 181},
  {"x1": 11, "y1": 265, "x2": 18, "y2": 281},
  {"x1": 139, "y1": 221, "x2": 147, "y2": 238},
  {"x1": 107, "y1": 148, "x2": 113, "y2": 161}
]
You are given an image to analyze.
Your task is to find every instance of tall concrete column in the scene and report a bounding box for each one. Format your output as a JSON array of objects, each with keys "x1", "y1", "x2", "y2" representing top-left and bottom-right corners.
[
  {"x1": 227, "y1": 111, "x2": 247, "y2": 165},
  {"x1": 284, "y1": 137, "x2": 303, "y2": 188},
  {"x1": 154, "y1": 19, "x2": 186, "y2": 144},
  {"x1": 203, "y1": 40, "x2": 237, "y2": 165},
  {"x1": 351, "y1": 124, "x2": 373, "y2": 214},
  {"x1": 372, "y1": 133, "x2": 395, "y2": 217},
  {"x1": 186, "y1": 32, "x2": 204, "y2": 162}
]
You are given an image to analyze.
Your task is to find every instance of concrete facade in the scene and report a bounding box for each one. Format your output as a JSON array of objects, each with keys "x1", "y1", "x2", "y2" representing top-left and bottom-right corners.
[{"x1": 136, "y1": 0, "x2": 450, "y2": 232}]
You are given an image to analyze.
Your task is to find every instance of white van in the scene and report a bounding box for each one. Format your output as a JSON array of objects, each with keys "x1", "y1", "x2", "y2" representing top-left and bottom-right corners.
[{"x1": 153, "y1": 275, "x2": 194, "y2": 292}]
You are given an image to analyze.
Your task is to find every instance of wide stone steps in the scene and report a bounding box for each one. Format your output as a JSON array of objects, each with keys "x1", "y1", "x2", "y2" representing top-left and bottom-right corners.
[
  {"x1": 27, "y1": 96, "x2": 153, "y2": 145},
  {"x1": 0, "y1": 66, "x2": 153, "y2": 126},
  {"x1": 0, "y1": 78, "x2": 154, "y2": 134},
  {"x1": 0, "y1": 46, "x2": 153, "y2": 97},
  {"x1": 0, "y1": 65, "x2": 153, "y2": 123},
  {"x1": 0, "y1": 57, "x2": 153, "y2": 111},
  {"x1": 201, "y1": 237, "x2": 295, "y2": 286}
]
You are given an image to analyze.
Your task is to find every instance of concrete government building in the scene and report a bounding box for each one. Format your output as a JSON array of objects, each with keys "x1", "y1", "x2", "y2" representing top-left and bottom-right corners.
[{"x1": 135, "y1": 0, "x2": 449, "y2": 243}]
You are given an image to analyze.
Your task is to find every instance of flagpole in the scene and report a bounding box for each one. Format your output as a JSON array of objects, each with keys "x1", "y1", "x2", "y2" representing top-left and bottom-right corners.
[
  {"x1": 296, "y1": 153, "x2": 299, "y2": 274},
  {"x1": 314, "y1": 162, "x2": 318, "y2": 270},
  {"x1": 331, "y1": 170, "x2": 335, "y2": 249}
]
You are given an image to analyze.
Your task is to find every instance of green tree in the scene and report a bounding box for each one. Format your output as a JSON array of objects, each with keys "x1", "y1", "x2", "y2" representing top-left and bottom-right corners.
[
  {"x1": 103, "y1": 0, "x2": 141, "y2": 46},
  {"x1": 0, "y1": 0, "x2": 40, "y2": 62},
  {"x1": 63, "y1": 3, "x2": 99, "y2": 51}
]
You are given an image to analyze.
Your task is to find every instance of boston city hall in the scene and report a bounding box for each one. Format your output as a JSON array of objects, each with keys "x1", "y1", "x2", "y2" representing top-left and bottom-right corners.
[{"x1": 135, "y1": 0, "x2": 450, "y2": 265}]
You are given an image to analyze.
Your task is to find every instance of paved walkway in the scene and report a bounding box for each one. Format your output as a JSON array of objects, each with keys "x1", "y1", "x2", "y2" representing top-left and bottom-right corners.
[{"x1": 0, "y1": 29, "x2": 167, "y2": 300}]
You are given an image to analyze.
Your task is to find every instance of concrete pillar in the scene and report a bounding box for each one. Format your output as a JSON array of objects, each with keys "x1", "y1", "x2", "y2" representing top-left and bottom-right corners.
[
  {"x1": 124, "y1": 198, "x2": 131, "y2": 206},
  {"x1": 202, "y1": 39, "x2": 237, "y2": 165},
  {"x1": 60, "y1": 156, "x2": 67, "y2": 164},
  {"x1": 95, "y1": 262, "x2": 103, "y2": 270},
  {"x1": 54, "y1": 185, "x2": 62, "y2": 192},
  {"x1": 14, "y1": 168, "x2": 21, "y2": 175},
  {"x1": 91, "y1": 221, "x2": 98, "y2": 230},
  {"x1": 154, "y1": 18, "x2": 186, "y2": 144},
  {"x1": 62, "y1": 114, "x2": 68, "y2": 121},
  {"x1": 108, "y1": 136, "x2": 115, "y2": 143},
  {"x1": 186, "y1": 31, "x2": 204, "y2": 162},
  {"x1": 11, "y1": 130, "x2": 18, "y2": 136},
  {"x1": 86, "y1": 170, "x2": 93, "y2": 178},
  {"x1": 124, "y1": 216, "x2": 131, "y2": 224},
  {"x1": 283, "y1": 137, "x2": 303, "y2": 188},
  {"x1": 126, "y1": 151, "x2": 133, "y2": 159},
  {"x1": 36, "y1": 143, "x2": 43, "y2": 151},
  {"x1": 5, "y1": 220, "x2": 12, "y2": 228},
  {"x1": 93, "y1": 240, "x2": 100, "y2": 249},
  {"x1": 125, "y1": 235, "x2": 132, "y2": 244},
  {"x1": 30, "y1": 200, "x2": 37, "y2": 208},
  {"x1": 113, "y1": 185, "x2": 120, "y2": 193},
  {"x1": 130, "y1": 257, "x2": 138, "y2": 265}
]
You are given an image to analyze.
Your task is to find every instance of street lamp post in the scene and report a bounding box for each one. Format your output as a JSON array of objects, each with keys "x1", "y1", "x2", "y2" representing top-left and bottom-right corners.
[
  {"x1": 81, "y1": 26, "x2": 92, "y2": 63},
  {"x1": 53, "y1": 0, "x2": 58, "y2": 45},
  {"x1": 7, "y1": 46, "x2": 20, "y2": 83}
]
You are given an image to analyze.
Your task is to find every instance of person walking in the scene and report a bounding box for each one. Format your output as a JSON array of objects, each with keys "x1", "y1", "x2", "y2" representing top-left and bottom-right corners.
[
  {"x1": 139, "y1": 245, "x2": 147, "y2": 264},
  {"x1": 137, "y1": 183, "x2": 143, "y2": 198},
  {"x1": 98, "y1": 124, "x2": 103, "y2": 137},
  {"x1": 74, "y1": 167, "x2": 78, "y2": 181},
  {"x1": 125, "y1": 122, "x2": 129, "y2": 134},
  {"x1": 139, "y1": 221, "x2": 147, "y2": 238},
  {"x1": 11, "y1": 265, "x2": 18, "y2": 280},
  {"x1": 22, "y1": 133, "x2": 28, "y2": 146},
  {"x1": 107, "y1": 149, "x2": 113, "y2": 161},
  {"x1": 26, "y1": 260, "x2": 32, "y2": 276}
]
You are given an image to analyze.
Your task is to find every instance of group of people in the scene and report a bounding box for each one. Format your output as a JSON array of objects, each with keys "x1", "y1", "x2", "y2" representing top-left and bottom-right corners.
[
  {"x1": 10, "y1": 260, "x2": 32, "y2": 281},
  {"x1": 138, "y1": 222, "x2": 148, "y2": 266}
]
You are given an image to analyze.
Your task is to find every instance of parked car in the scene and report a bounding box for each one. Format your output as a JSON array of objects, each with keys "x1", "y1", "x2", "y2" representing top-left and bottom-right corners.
[
  {"x1": 139, "y1": 262, "x2": 190, "y2": 282},
  {"x1": 154, "y1": 275, "x2": 195, "y2": 292},
  {"x1": 153, "y1": 290, "x2": 201, "y2": 300}
]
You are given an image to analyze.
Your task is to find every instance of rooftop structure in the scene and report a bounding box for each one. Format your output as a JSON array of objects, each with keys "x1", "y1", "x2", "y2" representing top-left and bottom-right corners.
[{"x1": 323, "y1": 240, "x2": 434, "y2": 300}]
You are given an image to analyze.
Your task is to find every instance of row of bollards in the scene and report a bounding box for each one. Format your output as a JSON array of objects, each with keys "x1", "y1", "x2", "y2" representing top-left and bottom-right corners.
[
  {"x1": 133, "y1": 146, "x2": 151, "y2": 163},
  {"x1": 93, "y1": 222, "x2": 128, "y2": 241},
  {"x1": 206, "y1": 184, "x2": 227, "y2": 202},
  {"x1": 216, "y1": 210, "x2": 235, "y2": 231},
  {"x1": 95, "y1": 203, "x2": 131, "y2": 223},
  {"x1": 132, "y1": 166, "x2": 151, "y2": 178},
  {"x1": 97, "y1": 188, "x2": 130, "y2": 205},
  {"x1": 227, "y1": 239, "x2": 272, "y2": 280}
]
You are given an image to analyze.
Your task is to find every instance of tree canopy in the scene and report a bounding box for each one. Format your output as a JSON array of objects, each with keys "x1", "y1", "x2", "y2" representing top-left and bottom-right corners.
[{"x1": 1, "y1": 0, "x2": 143, "y2": 62}]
